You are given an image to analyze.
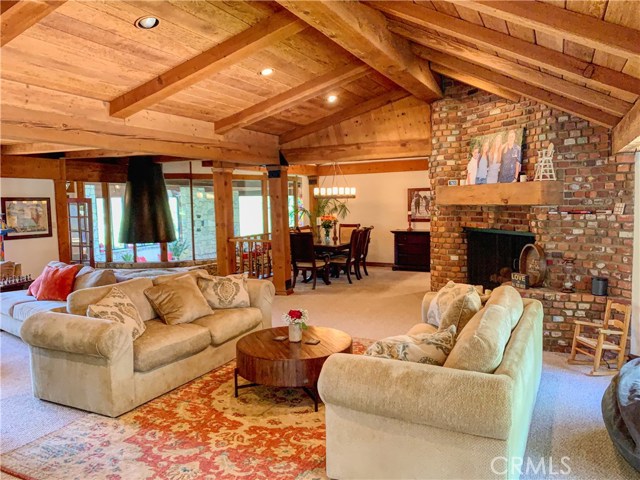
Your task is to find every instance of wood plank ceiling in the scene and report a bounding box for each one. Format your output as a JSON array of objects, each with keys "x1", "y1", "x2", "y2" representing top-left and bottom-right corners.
[{"x1": 1, "y1": 0, "x2": 639, "y2": 164}]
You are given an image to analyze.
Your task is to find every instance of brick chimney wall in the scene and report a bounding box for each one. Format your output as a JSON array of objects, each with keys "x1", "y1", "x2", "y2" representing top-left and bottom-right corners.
[{"x1": 429, "y1": 79, "x2": 635, "y2": 352}]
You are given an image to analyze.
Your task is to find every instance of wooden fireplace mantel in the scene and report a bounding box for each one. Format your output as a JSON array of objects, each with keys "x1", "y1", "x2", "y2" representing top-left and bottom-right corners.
[{"x1": 435, "y1": 181, "x2": 563, "y2": 206}]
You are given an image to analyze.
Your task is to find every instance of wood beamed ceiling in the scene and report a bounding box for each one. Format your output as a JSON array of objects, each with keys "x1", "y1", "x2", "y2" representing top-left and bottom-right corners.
[{"x1": 1, "y1": 0, "x2": 639, "y2": 170}]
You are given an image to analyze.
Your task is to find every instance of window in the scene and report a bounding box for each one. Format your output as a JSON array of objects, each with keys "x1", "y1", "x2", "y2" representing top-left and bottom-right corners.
[
  {"x1": 288, "y1": 176, "x2": 304, "y2": 227},
  {"x1": 84, "y1": 183, "x2": 106, "y2": 262},
  {"x1": 166, "y1": 179, "x2": 193, "y2": 261},
  {"x1": 108, "y1": 184, "x2": 135, "y2": 262},
  {"x1": 233, "y1": 178, "x2": 264, "y2": 236},
  {"x1": 192, "y1": 180, "x2": 216, "y2": 260}
]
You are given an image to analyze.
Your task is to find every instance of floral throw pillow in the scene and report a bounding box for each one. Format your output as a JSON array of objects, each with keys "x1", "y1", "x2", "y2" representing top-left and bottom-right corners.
[
  {"x1": 87, "y1": 287, "x2": 146, "y2": 341},
  {"x1": 427, "y1": 281, "x2": 481, "y2": 332},
  {"x1": 364, "y1": 325, "x2": 457, "y2": 365},
  {"x1": 197, "y1": 274, "x2": 250, "y2": 309}
]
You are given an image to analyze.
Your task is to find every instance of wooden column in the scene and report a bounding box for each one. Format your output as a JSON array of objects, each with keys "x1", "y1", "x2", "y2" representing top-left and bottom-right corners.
[
  {"x1": 308, "y1": 176, "x2": 319, "y2": 238},
  {"x1": 53, "y1": 160, "x2": 71, "y2": 263},
  {"x1": 268, "y1": 165, "x2": 293, "y2": 295},
  {"x1": 261, "y1": 173, "x2": 269, "y2": 234},
  {"x1": 212, "y1": 166, "x2": 235, "y2": 275}
]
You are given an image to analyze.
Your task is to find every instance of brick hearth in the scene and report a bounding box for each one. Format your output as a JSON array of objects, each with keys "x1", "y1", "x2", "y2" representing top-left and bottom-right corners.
[{"x1": 429, "y1": 80, "x2": 635, "y2": 352}]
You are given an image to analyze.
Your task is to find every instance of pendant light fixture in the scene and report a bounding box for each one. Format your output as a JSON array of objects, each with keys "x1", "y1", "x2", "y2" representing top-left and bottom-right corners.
[{"x1": 313, "y1": 163, "x2": 356, "y2": 199}]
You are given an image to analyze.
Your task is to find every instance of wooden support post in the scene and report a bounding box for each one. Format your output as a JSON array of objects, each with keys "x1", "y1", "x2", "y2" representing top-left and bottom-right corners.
[
  {"x1": 53, "y1": 160, "x2": 71, "y2": 263},
  {"x1": 267, "y1": 165, "x2": 293, "y2": 295},
  {"x1": 261, "y1": 173, "x2": 269, "y2": 235},
  {"x1": 308, "y1": 176, "x2": 319, "y2": 237},
  {"x1": 212, "y1": 166, "x2": 235, "y2": 276}
]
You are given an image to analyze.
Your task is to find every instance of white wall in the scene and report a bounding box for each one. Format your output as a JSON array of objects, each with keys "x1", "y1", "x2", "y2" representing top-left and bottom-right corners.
[
  {"x1": 0, "y1": 178, "x2": 59, "y2": 276},
  {"x1": 632, "y1": 152, "x2": 640, "y2": 356},
  {"x1": 318, "y1": 170, "x2": 430, "y2": 264}
]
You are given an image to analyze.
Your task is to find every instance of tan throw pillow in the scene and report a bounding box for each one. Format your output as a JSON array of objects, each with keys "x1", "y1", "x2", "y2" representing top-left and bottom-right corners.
[
  {"x1": 444, "y1": 305, "x2": 512, "y2": 373},
  {"x1": 144, "y1": 275, "x2": 213, "y2": 325},
  {"x1": 74, "y1": 269, "x2": 117, "y2": 292},
  {"x1": 364, "y1": 325, "x2": 457, "y2": 365},
  {"x1": 427, "y1": 281, "x2": 479, "y2": 328},
  {"x1": 87, "y1": 287, "x2": 146, "y2": 340},
  {"x1": 197, "y1": 274, "x2": 250, "y2": 309},
  {"x1": 438, "y1": 288, "x2": 482, "y2": 334}
]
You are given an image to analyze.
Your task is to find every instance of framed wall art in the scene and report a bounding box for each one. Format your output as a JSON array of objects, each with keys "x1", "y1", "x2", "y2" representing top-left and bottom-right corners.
[
  {"x1": 408, "y1": 188, "x2": 431, "y2": 222},
  {"x1": 1, "y1": 197, "x2": 52, "y2": 240}
]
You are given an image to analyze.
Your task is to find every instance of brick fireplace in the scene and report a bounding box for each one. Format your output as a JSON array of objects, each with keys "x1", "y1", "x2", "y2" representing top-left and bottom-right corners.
[{"x1": 429, "y1": 79, "x2": 635, "y2": 352}]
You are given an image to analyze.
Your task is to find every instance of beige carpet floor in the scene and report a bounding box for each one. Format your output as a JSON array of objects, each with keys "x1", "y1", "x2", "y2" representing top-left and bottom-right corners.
[{"x1": 1, "y1": 267, "x2": 638, "y2": 479}]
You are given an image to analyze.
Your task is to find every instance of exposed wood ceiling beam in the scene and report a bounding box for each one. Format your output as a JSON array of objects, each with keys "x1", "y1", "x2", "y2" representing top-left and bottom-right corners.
[
  {"x1": 613, "y1": 99, "x2": 640, "y2": 153},
  {"x1": 279, "y1": 89, "x2": 410, "y2": 145},
  {"x1": 447, "y1": 0, "x2": 640, "y2": 58},
  {"x1": 276, "y1": 0, "x2": 442, "y2": 102},
  {"x1": 2, "y1": 106, "x2": 276, "y2": 164},
  {"x1": 371, "y1": 1, "x2": 640, "y2": 97},
  {"x1": 64, "y1": 149, "x2": 143, "y2": 159},
  {"x1": 413, "y1": 46, "x2": 621, "y2": 128},
  {"x1": 1, "y1": 142, "x2": 94, "y2": 155},
  {"x1": 1, "y1": 0, "x2": 65, "y2": 47},
  {"x1": 283, "y1": 139, "x2": 432, "y2": 164},
  {"x1": 317, "y1": 158, "x2": 428, "y2": 175},
  {"x1": 215, "y1": 63, "x2": 371, "y2": 134},
  {"x1": 0, "y1": 155, "x2": 62, "y2": 179},
  {"x1": 109, "y1": 10, "x2": 307, "y2": 119},
  {"x1": 430, "y1": 64, "x2": 521, "y2": 103},
  {"x1": 394, "y1": 22, "x2": 631, "y2": 117}
]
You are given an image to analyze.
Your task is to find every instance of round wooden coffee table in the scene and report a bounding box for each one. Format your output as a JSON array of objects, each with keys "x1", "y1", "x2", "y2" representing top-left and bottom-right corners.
[{"x1": 235, "y1": 326, "x2": 352, "y2": 411}]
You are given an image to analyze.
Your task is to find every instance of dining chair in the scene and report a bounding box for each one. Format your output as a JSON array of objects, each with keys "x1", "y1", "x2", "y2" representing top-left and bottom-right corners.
[
  {"x1": 568, "y1": 299, "x2": 632, "y2": 376},
  {"x1": 330, "y1": 228, "x2": 361, "y2": 284},
  {"x1": 289, "y1": 232, "x2": 330, "y2": 290},
  {"x1": 339, "y1": 223, "x2": 360, "y2": 244},
  {"x1": 359, "y1": 226, "x2": 374, "y2": 277}
]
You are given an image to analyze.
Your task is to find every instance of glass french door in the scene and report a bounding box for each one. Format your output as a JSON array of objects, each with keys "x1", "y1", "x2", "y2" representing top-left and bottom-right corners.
[{"x1": 68, "y1": 199, "x2": 94, "y2": 266}]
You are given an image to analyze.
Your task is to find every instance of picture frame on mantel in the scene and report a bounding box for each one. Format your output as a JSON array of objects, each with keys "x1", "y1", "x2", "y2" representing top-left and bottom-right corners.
[
  {"x1": 408, "y1": 188, "x2": 431, "y2": 222},
  {"x1": 0, "y1": 197, "x2": 53, "y2": 240}
]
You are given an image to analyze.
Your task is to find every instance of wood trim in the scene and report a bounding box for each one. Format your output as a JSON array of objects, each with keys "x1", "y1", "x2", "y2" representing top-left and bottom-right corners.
[
  {"x1": 613, "y1": 99, "x2": 640, "y2": 154},
  {"x1": 215, "y1": 63, "x2": 371, "y2": 134},
  {"x1": 280, "y1": 89, "x2": 410, "y2": 144},
  {"x1": 430, "y1": 64, "x2": 521, "y2": 103},
  {"x1": 262, "y1": 173, "x2": 269, "y2": 235},
  {"x1": 109, "y1": 11, "x2": 306, "y2": 118},
  {"x1": 66, "y1": 161, "x2": 128, "y2": 183},
  {"x1": 160, "y1": 242, "x2": 168, "y2": 263},
  {"x1": 76, "y1": 181, "x2": 84, "y2": 198},
  {"x1": 212, "y1": 168, "x2": 235, "y2": 275},
  {"x1": 413, "y1": 46, "x2": 621, "y2": 128},
  {"x1": 53, "y1": 159, "x2": 70, "y2": 263},
  {"x1": 200, "y1": 162, "x2": 319, "y2": 176},
  {"x1": 283, "y1": 139, "x2": 432, "y2": 164},
  {"x1": 1, "y1": 0, "x2": 65, "y2": 47},
  {"x1": 317, "y1": 159, "x2": 428, "y2": 175},
  {"x1": 102, "y1": 182, "x2": 113, "y2": 263},
  {"x1": 277, "y1": 0, "x2": 441, "y2": 102},
  {"x1": 371, "y1": 1, "x2": 640, "y2": 96},
  {"x1": 393, "y1": 22, "x2": 631, "y2": 117},
  {"x1": 435, "y1": 181, "x2": 564, "y2": 206},
  {"x1": 65, "y1": 149, "x2": 140, "y2": 159},
  {"x1": 1, "y1": 143, "x2": 93, "y2": 155},
  {"x1": 267, "y1": 166, "x2": 293, "y2": 294},
  {"x1": 451, "y1": 0, "x2": 640, "y2": 58}
]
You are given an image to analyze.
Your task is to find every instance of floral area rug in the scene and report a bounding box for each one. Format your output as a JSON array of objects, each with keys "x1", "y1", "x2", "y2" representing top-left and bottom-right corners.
[{"x1": 1, "y1": 340, "x2": 370, "y2": 480}]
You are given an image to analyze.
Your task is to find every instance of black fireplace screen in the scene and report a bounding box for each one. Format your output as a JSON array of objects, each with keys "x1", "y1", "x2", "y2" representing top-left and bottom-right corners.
[{"x1": 465, "y1": 228, "x2": 535, "y2": 290}]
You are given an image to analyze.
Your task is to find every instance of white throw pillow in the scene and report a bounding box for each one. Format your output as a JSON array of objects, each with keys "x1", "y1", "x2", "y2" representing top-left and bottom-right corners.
[
  {"x1": 197, "y1": 274, "x2": 250, "y2": 309},
  {"x1": 87, "y1": 287, "x2": 146, "y2": 340},
  {"x1": 364, "y1": 325, "x2": 457, "y2": 365}
]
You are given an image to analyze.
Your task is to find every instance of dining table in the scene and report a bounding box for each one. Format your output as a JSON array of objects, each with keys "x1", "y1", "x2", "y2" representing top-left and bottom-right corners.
[{"x1": 313, "y1": 241, "x2": 350, "y2": 255}]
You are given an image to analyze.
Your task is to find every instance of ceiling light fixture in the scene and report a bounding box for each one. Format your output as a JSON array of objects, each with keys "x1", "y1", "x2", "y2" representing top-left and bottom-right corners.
[
  {"x1": 313, "y1": 163, "x2": 356, "y2": 199},
  {"x1": 259, "y1": 67, "x2": 274, "y2": 76},
  {"x1": 135, "y1": 16, "x2": 160, "y2": 29},
  {"x1": 327, "y1": 94, "x2": 338, "y2": 103}
]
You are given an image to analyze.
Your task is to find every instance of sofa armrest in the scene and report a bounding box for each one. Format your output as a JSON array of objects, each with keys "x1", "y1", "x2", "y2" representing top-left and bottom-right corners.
[
  {"x1": 421, "y1": 291, "x2": 437, "y2": 324},
  {"x1": 247, "y1": 279, "x2": 275, "y2": 329},
  {"x1": 20, "y1": 312, "x2": 130, "y2": 360},
  {"x1": 318, "y1": 354, "x2": 513, "y2": 440}
]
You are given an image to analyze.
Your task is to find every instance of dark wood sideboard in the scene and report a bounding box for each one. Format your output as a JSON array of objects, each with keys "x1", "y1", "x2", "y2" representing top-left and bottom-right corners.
[{"x1": 391, "y1": 230, "x2": 431, "y2": 272}]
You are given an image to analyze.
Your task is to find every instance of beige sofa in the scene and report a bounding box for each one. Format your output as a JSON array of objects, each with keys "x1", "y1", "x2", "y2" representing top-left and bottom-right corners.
[
  {"x1": 318, "y1": 288, "x2": 543, "y2": 480},
  {"x1": 20, "y1": 274, "x2": 275, "y2": 417}
]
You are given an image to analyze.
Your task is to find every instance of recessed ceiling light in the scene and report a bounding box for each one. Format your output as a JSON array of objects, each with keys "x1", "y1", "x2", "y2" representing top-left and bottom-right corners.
[
  {"x1": 135, "y1": 16, "x2": 159, "y2": 29},
  {"x1": 327, "y1": 94, "x2": 338, "y2": 103},
  {"x1": 259, "y1": 68, "x2": 274, "y2": 76}
]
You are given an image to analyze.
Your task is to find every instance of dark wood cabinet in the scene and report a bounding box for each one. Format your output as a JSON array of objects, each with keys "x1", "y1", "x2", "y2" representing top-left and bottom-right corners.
[{"x1": 391, "y1": 230, "x2": 430, "y2": 272}]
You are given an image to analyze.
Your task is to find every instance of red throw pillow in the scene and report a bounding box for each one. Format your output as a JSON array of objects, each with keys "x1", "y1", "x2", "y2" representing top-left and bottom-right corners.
[
  {"x1": 36, "y1": 264, "x2": 82, "y2": 301},
  {"x1": 27, "y1": 266, "x2": 53, "y2": 297}
]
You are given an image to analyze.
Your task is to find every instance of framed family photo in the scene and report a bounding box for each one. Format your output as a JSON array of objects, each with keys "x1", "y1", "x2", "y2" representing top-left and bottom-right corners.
[
  {"x1": 466, "y1": 128, "x2": 525, "y2": 185},
  {"x1": 1, "y1": 197, "x2": 52, "y2": 240},
  {"x1": 408, "y1": 188, "x2": 431, "y2": 222}
]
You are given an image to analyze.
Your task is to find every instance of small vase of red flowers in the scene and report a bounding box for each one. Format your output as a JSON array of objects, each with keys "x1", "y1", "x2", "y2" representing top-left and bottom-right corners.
[{"x1": 282, "y1": 309, "x2": 309, "y2": 342}]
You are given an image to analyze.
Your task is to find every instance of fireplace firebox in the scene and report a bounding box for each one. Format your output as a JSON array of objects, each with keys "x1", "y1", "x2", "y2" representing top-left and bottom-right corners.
[{"x1": 465, "y1": 228, "x2": 535, "y2": 290}]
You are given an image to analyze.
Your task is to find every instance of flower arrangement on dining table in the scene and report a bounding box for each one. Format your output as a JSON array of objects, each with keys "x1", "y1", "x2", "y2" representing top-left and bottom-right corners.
[
  {"x1": 320, "y1": 215, "x2": 337, "y2": 240},
  {"x1": 282, "y1": 309, "x2": 309, "y2": 329}
]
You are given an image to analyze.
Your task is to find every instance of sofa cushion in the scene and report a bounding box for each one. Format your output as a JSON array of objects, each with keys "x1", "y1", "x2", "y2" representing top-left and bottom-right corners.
[
  {"x1": 87, "y1": 287, "x2": 146, "y2": 341},
  {"x1": 68, "y1": 278, "x2": 157, "y2": 322},
  {"x1": 197, "y1": 274, "x2": 250, "y2": 309},
  {"x1": 364, "y1": 325, "x2": 457, "y2": 365},
  {"x1": 444, "y1": 304, "x2": 512, "y2": 373},
  {"x1": 193, "y1": 307, "x2": 262, "y2": 346},
  {"x1": 73, "y1": 269, "x2": 117, "y2": 292},
  {"x1": 144, "y1": 275, "x2": 213, "y2": 325},
  {"x1": 0, "y1": 290, "x2": 37, "y2": 317},
  {"x1": 152, "y1": 269, "x2": 208, "y2": 285},
  {"x1": 406, "y1": 323, "x2": 438, "y2": 336},
  {"x1": 133, "y1": 320, "x2": 211, "y2": 372},
  {"x1": 485, "y1": 285, "x2": 524, "y2": 329},
  {"x1": 11, "y1": 300, "x2": 67, "y2": 322},
  {"x1": 427, "y1": 282, "x2": 481, "y2": 333}
]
